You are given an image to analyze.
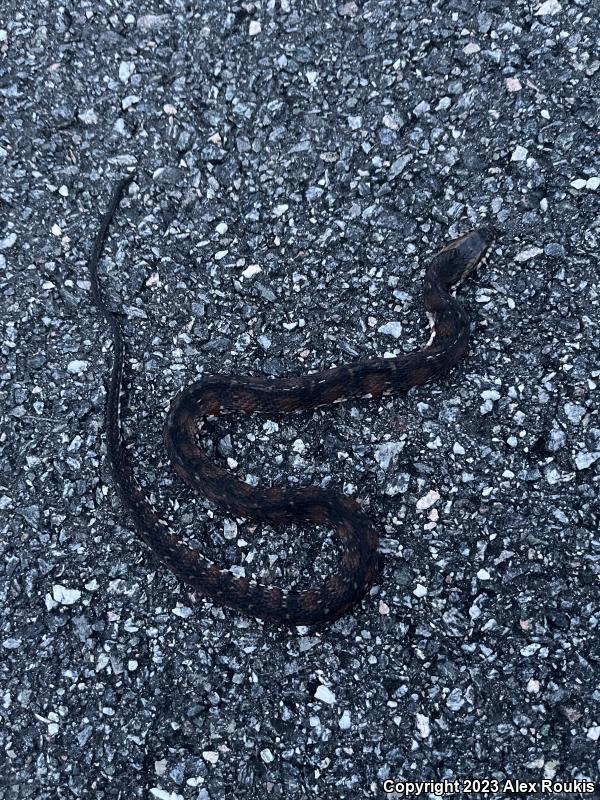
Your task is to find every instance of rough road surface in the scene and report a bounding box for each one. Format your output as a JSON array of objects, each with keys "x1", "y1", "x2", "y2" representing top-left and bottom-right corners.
[{"x1": 1, "y1": 1, "x2": 598, "y2": 798}]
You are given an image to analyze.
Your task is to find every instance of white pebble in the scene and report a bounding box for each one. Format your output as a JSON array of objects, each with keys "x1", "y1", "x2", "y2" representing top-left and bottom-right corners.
[
  {"x1": 505, "y1": 77, "x2": 522, "y2": 92},
  {"x1": 150, "y1": 790, "x2": 184, "y2": 800},
  {"x1": 544, "y1": 761, "x2": 559, "y2": 779},
  {"x1": 511, "y1": 145, "x2": 528, "y2": 162},
  {"x1": 520, "y1": 643, "x2": 541, "y2": 657},
  {"x1": 122, "y1": 95, "x2": 140, "y2": 110},
  {"x1": 314, "y1": 684, "x2": 336, "y2": 705},
  {"x1": 0, "y1": 232, "x2": 17, "y2": 249},
  {"x1": 416, "y1": 489, "x2": 440, "y2": 510},
  {"x1": 374, "y1": 441, "x2": 404, "y2": 470},
  {"x1": 242, "y1": 264, "x2": 262, "y2": 279},
  {"x1": 78, "y1": 109, "x2": 98, "y2": 125},
  {"x1": 388, "y1": 154, "x2": 412, "y2": 179},
  {"x1": 171, "y1": 606, "x2": 192, "y2": 618},
  {"x1": 338, "y1": 1, "x2": 358, "y2": 16},
  {"x1": 338, "y1": 710, "x2": 352, "y2": 730},
  {"x1": 587, "y1": 726, "x2": 600, "y2": 741},
  {"x1": 119, "y1": 61, "x2": 135, "y2": 82},
  {"x1": 575, "y1": 452, "x2": 600, "y2": 470},
  {"x1": 446, "y1": 689, "x2": 465, "y2": 711},
  {"x1": 215, "y1": 222, "x2": 228, "y2": 235},
  {"x1": 67, "y1": 360, "x2": 88, "y2": 375},
  {"x1": 477, "y1": 568, "x2": 491, "y2": 580},
  {"x1": 564, "y1": 402, "x2": 585, "y2": 424},
  {"x1": 248, "y1": 20, "x2": 261, "y2": 35},
  {"x1": 260, "y1": 748, "x2": 275, "y2": 763},
  {"x1": 377, "y1": 321, "x2": 402, "y2": 338},
  {"x1": 535, "y1": 0, "x2": 561, "y2": 14},
  {"x1": 52, "y1": 584, "x2": 81, "y2": 605},
  {"x1": 413, "y1": 583, "x2": 427, "y2": 598},
  {"x1": 137, "y1": 14, "x2": 171, "y2": 31},
  {"x1": 45, "y1": 594, "x2": 58, "y2": 611},
  {"x1": 415, "y1": 713, "x2": 430, "y2": 738},
  {"x1": 202, "y1": 751, "x2": 219, "y2": 764},
  {"x1": 515, "y1": 246, "x2": 543, "y2": 262}
]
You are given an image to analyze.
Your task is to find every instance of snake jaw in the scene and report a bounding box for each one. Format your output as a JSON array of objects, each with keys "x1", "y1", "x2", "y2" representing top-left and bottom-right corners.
[{"x1": 453, "y1": 242, "x2": 490, "y2": 287}]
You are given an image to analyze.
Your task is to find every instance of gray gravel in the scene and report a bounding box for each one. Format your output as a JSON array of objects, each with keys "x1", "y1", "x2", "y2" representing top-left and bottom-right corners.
[{"x1": 1, "y1": 1, "x2": 599, "y2": 798}]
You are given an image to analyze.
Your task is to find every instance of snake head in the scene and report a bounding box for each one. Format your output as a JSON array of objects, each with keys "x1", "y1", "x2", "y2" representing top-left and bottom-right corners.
[{"x1": 430, "y1": 226, "x2": 499, "y2": 290}]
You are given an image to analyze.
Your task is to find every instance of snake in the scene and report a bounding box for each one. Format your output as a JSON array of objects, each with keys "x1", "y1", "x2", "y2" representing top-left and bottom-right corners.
[{"x1": 88, "y1": 172, "x2": 498, "y2": 626}]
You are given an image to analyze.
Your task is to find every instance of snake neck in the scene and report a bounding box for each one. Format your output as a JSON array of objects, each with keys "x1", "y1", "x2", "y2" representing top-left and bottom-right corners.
[{"x1": 422, "y1": 276, "x2": 470, "y2": 355}]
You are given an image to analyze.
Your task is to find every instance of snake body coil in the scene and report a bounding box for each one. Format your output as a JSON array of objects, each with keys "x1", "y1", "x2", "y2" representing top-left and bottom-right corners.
[{"x1": 88, "y1": 174, "x2": 497, "y2": 625}]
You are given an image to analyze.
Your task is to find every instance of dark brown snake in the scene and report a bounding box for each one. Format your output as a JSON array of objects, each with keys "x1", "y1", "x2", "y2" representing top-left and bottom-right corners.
[{"x1": 88, "y1": 173, "x2": 498, "y2": 626}]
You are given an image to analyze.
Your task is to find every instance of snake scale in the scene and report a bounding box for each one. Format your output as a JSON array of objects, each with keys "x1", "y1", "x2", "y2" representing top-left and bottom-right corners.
[{"x1": 88, "y1": 173, "x2": 498, "y2": 626}]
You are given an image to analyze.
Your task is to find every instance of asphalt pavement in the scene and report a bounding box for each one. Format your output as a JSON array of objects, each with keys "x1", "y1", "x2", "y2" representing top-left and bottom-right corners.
[{"x1": 1, "y1": 1, "x2": 598, "y2": 798}]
